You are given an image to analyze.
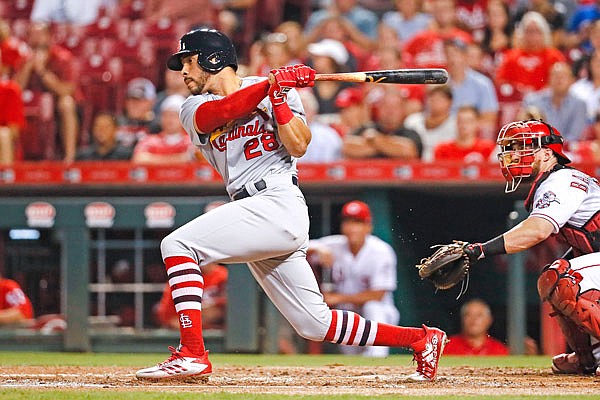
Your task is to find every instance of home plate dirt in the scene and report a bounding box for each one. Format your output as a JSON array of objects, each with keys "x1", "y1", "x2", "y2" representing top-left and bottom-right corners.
[{"x1": 1, "y1": 365, "x2": 599, "y2": 396}]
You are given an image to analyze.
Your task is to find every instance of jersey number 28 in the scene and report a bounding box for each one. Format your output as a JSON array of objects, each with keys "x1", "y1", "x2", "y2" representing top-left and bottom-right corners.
[{"x1": 244, "y1": 133, "x2": 280, "y2": 160}]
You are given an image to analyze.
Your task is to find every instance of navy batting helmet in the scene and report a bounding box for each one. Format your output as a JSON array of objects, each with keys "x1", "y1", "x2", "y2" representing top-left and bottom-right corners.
[{"x1": 167, "y1": 28, "x2": 238, "y2": 73}]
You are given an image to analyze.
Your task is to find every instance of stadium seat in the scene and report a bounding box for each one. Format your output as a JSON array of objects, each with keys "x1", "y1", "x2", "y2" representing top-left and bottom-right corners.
[
  {"x1": 84, "y1": 16, "x2": 119, "y2": 38},
  {"x1": 112, "y1": 38, "x2": 159, "y2": 85},
  {"x1": 79, "y1": 55, "x2": 124, "y2": 140},
  {"x1": 0, "y1": 0, "x2": 34, "y2": 20},
  {"x1": 496, "y1": 83, "x2": 524, "y2": 127},
  {"x1": 20, "y1": 90, "x2": 57, "y2": 160}
]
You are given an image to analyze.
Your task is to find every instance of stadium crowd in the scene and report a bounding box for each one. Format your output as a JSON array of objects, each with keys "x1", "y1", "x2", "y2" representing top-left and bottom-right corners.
[{"x1": 0, "y1": 0, "x2": 600, "y2": 165}]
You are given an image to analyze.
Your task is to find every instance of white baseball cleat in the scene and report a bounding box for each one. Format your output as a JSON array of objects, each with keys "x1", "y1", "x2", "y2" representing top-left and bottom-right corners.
[
  {"x1": 136, "y1": 345, "x2": 212, "y2": 382},
  {"x1": 406, "y1": 324, "x2": 447, "y2": 382}
]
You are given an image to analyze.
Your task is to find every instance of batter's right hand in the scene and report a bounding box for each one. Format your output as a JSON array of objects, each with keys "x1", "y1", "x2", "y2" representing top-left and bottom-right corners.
[{"x1": 268, "y1": 67, "x2": 295, "y2": 106}]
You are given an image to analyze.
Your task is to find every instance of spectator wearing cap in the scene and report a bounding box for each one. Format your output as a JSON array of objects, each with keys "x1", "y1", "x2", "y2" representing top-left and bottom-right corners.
[
  {"x1": 404, "y1": 85, "x2": 457, "y2": 162},
  {"x1": 116, "y1": 77, "x2": 160, "y2": 149},
  {"x1": 132, "y1": 94, "x2": 195, "y2": 164},
  {"x1": 307, "y1": 39, "x2": 355, "y2": 115},
  {"x1": 307, "y1": 200, "x2": 400, "y2": 357},
  {"x1": 343, "y1": 87, "x2": 422, "y2": 160},
  {"x1": 76, "y1": 111, "x2": 132, "y2": 161},
  {"x1": 521, "y1": 61, "x2": 588, "y2": 142},
  {"x1": 15, "y1": 22, "x2": 82, "y2": 162},
  {"x1": 332, "y1": 87, "x2": 376, "y2": 140},
  {"x1": 297, "y1": 89, "x2": 343, "y2": 164},
  {"x1": 444, "y1": 37, "x2": 499, "y2": 140}
]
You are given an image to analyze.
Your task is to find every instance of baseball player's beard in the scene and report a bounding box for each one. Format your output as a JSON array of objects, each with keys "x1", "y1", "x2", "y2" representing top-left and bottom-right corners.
[{"x1": 186, "y1": 77, "x2": 207, "y2": 95}]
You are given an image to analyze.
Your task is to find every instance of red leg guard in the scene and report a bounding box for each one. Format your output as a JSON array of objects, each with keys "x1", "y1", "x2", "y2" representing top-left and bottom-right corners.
[{"x1": 538, "y1": 258, "x2": 600, "y2": 340}]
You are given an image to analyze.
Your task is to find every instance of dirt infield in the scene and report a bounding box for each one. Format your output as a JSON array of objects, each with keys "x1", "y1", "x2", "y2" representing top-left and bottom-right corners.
[{"x1": 1, "y1": 365, "x2": 600, "y2": 396}]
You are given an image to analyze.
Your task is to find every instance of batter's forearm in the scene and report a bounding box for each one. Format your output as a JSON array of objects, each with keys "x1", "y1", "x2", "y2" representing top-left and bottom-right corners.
[{"x1": 278, "y1": 118, "x2": 311, "y2": 158}]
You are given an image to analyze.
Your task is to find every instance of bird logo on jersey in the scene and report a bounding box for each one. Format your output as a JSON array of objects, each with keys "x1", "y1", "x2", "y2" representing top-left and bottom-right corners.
[{"x1": 535, "y1": 191, "x2": 560, "y2": 209}]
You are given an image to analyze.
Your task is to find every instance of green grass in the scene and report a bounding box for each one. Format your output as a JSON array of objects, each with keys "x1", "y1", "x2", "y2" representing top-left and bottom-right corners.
[{"x1": 0, "y1": 353, "x2": 596, "y2": 400}]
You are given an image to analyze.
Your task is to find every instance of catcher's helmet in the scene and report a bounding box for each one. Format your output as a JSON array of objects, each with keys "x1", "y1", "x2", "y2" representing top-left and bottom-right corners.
[
  {"x1": 496, "y1": 119, "x2": 571, "y2": 193},
  {"x1": 167, "y1": 28, "x2": 237, "y2": 73}
]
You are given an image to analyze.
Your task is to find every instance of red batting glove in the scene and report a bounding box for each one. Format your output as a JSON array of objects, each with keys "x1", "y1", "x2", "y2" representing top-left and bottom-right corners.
[{"x1": 290, "y1": 64, "x2": 316, "y2": 88}]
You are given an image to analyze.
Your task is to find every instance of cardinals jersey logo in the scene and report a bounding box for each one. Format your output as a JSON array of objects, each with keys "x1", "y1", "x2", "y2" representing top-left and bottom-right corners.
[{"x1": 535, "y1": 191, "x2": 560, "y2": 209}]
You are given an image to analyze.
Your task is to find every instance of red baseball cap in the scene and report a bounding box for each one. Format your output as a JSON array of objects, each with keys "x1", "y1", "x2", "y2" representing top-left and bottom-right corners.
[
  {"x1": 335, "y1": 87, "x2": 364, "y2": 109},
  {"x1": 341, "y1": 200, "x2": 372, "y2": 223}
]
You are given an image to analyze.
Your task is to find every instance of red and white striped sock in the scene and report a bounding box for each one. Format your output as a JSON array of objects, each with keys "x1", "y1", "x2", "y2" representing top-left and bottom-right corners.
[
  {"x1": 165, "y1": 256, "x2": 205, "y2": 355},
  {"x1": 324, "y1": 310, "x2": 425, "y2": 348}
]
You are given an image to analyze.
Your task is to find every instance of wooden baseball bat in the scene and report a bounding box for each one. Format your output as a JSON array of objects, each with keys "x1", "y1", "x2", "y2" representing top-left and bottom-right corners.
[{"x1": 315, "y1": 69, "x2": 448, "y2": 85}]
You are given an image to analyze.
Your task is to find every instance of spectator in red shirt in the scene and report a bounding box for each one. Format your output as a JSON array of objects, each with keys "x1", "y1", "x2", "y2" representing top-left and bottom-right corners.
[
  {"x1": 444, "y1": 298, "x2": 509, "y2": 356},
  {"x1": 132, "y1": 94, "x2": 195, "y2": 164},
  {"x1": 402, "y1": 0, "x2": 472, "y2": 69},
  {"x1": 15, "y1": 22, "x2": 81, "y2": 163},
  {"x1": 495, "y1": 11, "x2": 566, "y2": 98},
  {"x1": 0, "y1": 73, "x2": 25, "y2": 164},
  {"x1": 0, "y1": 19, "x2": 29, "y2": 78},
  {"x1": 433, "y1": 106, "x2": 496, "y2": 163},
  {"x1": 0, "y1": 272, "x2": 34, "y2": 326},
  {"x1": 155, "y1": 262, "x2": 228, "y2": 330}
]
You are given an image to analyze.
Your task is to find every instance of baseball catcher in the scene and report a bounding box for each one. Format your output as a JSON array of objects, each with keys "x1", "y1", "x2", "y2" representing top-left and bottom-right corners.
[{"x1": 418, "y1": 119, "x2": 600, "y2": 375}]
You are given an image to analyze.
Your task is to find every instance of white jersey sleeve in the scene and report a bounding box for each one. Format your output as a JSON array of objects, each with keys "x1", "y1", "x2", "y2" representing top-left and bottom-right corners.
[{"x1": 530, "y1": 168, "x2": 600, "y2": 232}]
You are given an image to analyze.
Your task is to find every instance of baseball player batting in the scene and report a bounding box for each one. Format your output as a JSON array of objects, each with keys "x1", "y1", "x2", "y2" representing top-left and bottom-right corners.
[
  {"x1": 135, "y1": 28, "x2": 447, "y2": 382},
  {"x1": 420, "y1": 119, "x2": 600, "y2": 374}
]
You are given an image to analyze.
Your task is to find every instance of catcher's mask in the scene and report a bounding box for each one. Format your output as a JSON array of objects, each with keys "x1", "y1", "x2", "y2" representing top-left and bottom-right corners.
[
  {"x1": 496, "y1": 119, "x2": 571, "y2": 193},
  {"x1": 167, "y1": 28, "x2": 238, "y2": 73}
]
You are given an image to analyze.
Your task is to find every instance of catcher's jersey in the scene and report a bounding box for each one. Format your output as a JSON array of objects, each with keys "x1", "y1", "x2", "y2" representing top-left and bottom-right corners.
[
  {"x1": 529, "y1": 168, "x2": 600, "y2": 233},
  {"x1": 309, "y1": 234, "x2": 398, "y2": 309},
  {"x1": 180, "y1": 76, "x2": 306, "y2": 197}
]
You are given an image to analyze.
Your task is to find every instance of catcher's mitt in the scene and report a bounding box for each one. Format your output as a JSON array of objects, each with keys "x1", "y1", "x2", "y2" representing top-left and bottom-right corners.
[{"x1": 416, "y1": 241, "x2": 471, "y2": 297}]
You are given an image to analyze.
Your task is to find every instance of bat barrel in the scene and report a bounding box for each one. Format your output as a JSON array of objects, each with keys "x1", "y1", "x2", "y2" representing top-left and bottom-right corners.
[
  {"x1": 314, "y1": 69, "x2": 449, "y2": 85},
  {"x1": 364, "y1": 69, "x2": 449, "y2": 85}
]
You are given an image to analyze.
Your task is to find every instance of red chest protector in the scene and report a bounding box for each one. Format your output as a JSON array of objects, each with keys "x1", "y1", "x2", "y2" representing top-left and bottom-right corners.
[{"x1": 525, "y1": 165, "x2": 600, "y2": 256}]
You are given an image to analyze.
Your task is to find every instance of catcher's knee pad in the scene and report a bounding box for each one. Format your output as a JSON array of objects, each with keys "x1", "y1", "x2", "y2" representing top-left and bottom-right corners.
[
  {"x1": 538, "y1": 259, "x2": 600, "y2": 339},
  {"x1": 537, "y1": 259, "x2": 570, "y2": 301}
]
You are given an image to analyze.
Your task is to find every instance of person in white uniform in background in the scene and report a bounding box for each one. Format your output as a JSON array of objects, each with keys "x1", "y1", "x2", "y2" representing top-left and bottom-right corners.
[{"x1": 309, "y1": 200, "x2": 400, "y2": 357}]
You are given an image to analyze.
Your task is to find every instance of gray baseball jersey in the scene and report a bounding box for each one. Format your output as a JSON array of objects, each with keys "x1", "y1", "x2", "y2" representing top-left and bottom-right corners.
[
  {"x1": 180, "y1": 76, "x2": 307, "y2": 197},
  {"x1": 161, "y1": 77, "x2": 334, "y2": 343}
]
